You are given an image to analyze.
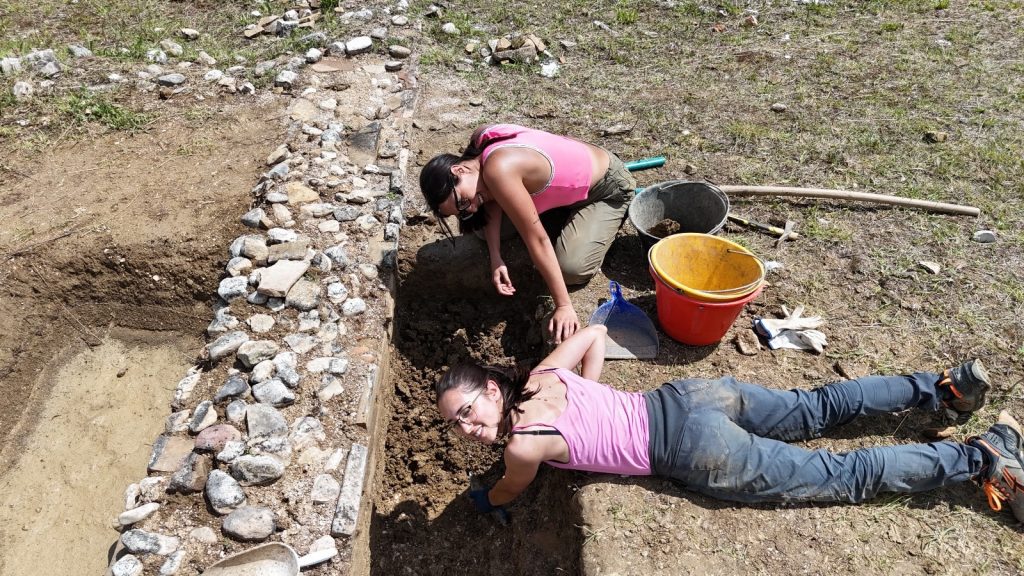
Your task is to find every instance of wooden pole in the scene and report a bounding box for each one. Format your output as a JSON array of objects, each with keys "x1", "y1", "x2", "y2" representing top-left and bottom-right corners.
[{"x1": 717, "y1": 185, "x2": 981, "y2": 217}]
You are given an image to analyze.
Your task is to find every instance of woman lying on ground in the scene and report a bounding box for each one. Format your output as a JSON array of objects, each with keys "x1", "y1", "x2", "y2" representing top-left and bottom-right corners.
[
  {"x1": 435, "y1": 324, "x2": 1024, "y2": 522},
  {"x1": 419, "y1": 124, "x2": 637, "y2": 343}
]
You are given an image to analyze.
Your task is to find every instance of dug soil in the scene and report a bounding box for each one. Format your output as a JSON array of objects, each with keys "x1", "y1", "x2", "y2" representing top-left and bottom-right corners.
[{"x1": 0, "y1": 100, "x2": 282, "y2": 575}]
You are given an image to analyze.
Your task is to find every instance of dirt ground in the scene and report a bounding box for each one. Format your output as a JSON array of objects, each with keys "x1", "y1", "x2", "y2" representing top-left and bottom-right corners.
[
  {"x1": 0, "y1": 101, "x2": 282, "y2": 575},
  {"x1": 2, "y1": 2, "x2": 1023, "y2": 575},
  {"x1": 371, "y1": 27, "x2": 1024, "y2": 573}
]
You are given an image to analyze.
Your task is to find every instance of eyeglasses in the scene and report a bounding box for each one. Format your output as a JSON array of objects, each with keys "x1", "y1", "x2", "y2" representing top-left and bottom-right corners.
[
  {"x1": 451, "y1": 188, "x2": 474, "y2": 221},
  {"x1": 447, "y1": 387, "x2": 486, "y2": 429}
]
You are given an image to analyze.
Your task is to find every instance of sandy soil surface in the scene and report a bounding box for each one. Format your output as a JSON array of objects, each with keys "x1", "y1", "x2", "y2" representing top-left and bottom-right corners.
[
  {"x1": 0, "y1": 332, "x2": 197, "y2": 576},
  {"x1": 0, "y1": 101, "x2": 282, "y2": 576}
]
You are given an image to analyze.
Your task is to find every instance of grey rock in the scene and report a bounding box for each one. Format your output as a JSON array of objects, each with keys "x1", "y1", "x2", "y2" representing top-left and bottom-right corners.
[
  {"x1": 160, "y1": 550, "x2": 185, "y2": 575},
  {"x1": 266, "y1": 144, "x2": 290, "y2": 165},
  {"x1": 68, "y1": 44, "x2": 93, "y2": 58},
  {"x1": 266, "y1": 297, "x2": 286, "y2": 312},
  {"x1": 267, "y1": 227, "x2": 298, "y2": 243},
  {"x1": 226, "y1": 400, "x2": 248, "y2": 424},
  {"x1": 169, "y1": 452, "x2": 212, "y2": 494},
  {"x1": 327, "y1": 282, "x2": 349, "y2": 303},
  {"x1": 207, "y1": 331, "x2": 250, "y2": 362},
  {"x1": 442, "y1": 22, "x2": 460, "y2": 35},
  {"x1": 305, "y1": 48, "x2": 323, "y2": 63},
  {"x1": 118, "y1": 502, "x2": 160, "y2": 526},
  {"x1": 12, "y1": 81, "x2": 33, "y2": 101},
  {"x1": 250, "y1": 360, "x2": 275, "y2": 383},
  {"x1": 1, "y1": 57, "x2": 22, "y2": 75},
  {"x1": 257, "y1": 260, "x2": 310, "y2": 297},
  {"x1": 267, "y1": 239, "x2": 309, "y2": 263},
  {"x1": 255, "y1": 60, "x2": 276, "y2": 75},
  {"x1": 230, "y1": 455, "x2": 285, "y2": 486},
  {"x1": 147, "y1": 435, "x2": 195, "y2": 474},
  {"x1": 973, "y1": 230, "x2": 996, "y2": 243},
  {"x1": 197, "y1": 50, "x2": 216, "y2": 66},
  {"x1": 241, "y1": 204, "x2": 266, "y2": 225},
  {"x1": 139, "y1": 476, "x2": 168, "y2": 503},
  {"x1": 391, "y1": 15, "x2": 409, "y2": 26},
  {"x1": 284, "y1": 333, "x2": 318, "y2": 354},
  {"x1": 355, "y1": 214, "x2": 380, "y2": 230},
  {"x1": 218, "y1": 276, "x2": 249, "y2": 301},
  {"x1": 270, "y1": 203, "x2": 293, "y2": 225},
  {"x1": 236, "y1": 340, "x2": 281, "y2": 368},
  {"x1": 189, "y1": 400, "x2": 217, "y2": 433},
  {"x1": 331, "y1": 444, "x2": 368, "y2": 536},
  {"x1": 217, "y1": 439, "x2": 246, "y2": 463},
  {"x1": 203, "y1": 68, "x2": 222, "y2": 82},
  {"x1": 342, "y1": 298, "x2": 367, "y2": 317},
  {"x1": 345, "y1": 36, "x2": 373, "y2": 55},
  {"x1": 318, "y1": 375, "x2": 344, "y2": 402},
  {"x1": 247, "y1": 314, "x2": 275, "y2": 333},
  {"x1": 206, "y1": 469, "x2": 247, "y2": 514},
  {"x1": 165, "y1": 410, "x2": 190, "y2": 434},
  {"x1": 121, "y1": 529, "x2": 180, "y2": 555},
  {"x1": 385, "y1": 222, "x2": 400, "y2": 241},
  {"x1": 298, "y1": 310, "x2": 321, "y2": 332},
  {"x1": 160, "y1": 39, "x2": 184, "y2": 57},
  {"x1": 226, "y1": 257, "x2": 253, "y2": 278},
  {"x1": 384, "y1": 60, "x2": 404, "y2": 72},
  {"x1": 275, "y1": 70, "x2": 298, "y2": 88},
  {"x1": 222, "y1": 506, "x2": 276, "y2": 541},
  {"x1": 111, "y1": 554, "x2": 143, "y2": 576},
  {"x1": 388, "y1": 45, "x2": 412, "y2": 58},
  {"x1": 323, "y1": 245, "x2": 350, "y2": 269},
  {"x1": 252, "y1": 379, "x2": 295, "y2": 407},
  {"x1": 246, "y1": 404, "x2": 288, "y2": 438},
  {"x1": 38, "y1": 61, "x2": 61, "y2": 77},
  {"x1": 311, "y1": 474, "x2": 341, "y2": 503},
  {"x1": 158, "y1": 73, "x2": 186, "y2": 86},
  {"x1": 207, "y1": 306, "x2": 240, "y2": 335},
  {"x1": 286, "y1": 279, "x2": 320, "y2": 311}
]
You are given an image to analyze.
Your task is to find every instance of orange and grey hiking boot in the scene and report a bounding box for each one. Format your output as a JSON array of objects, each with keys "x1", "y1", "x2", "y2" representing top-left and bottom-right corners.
[
  {"x1": 968, "y1": 410, "x2": 1024, "y2": 522},
  {"x1": 938, "y1": 359, "x2": 991, "y2": 422}
]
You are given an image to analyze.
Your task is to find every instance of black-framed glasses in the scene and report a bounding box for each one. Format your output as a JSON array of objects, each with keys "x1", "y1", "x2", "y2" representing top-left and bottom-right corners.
[
  {"x1": 446, "y1": 387, "x2": 485, "y2": 430},
  {"x1": 451, "y1": 188, "x2": 474, "y2": 221}
]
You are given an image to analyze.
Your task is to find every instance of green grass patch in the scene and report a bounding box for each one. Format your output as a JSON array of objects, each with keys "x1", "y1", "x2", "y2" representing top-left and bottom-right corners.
[{"x1": 58, "y1": 90, "x2": 151, "y2": 131}]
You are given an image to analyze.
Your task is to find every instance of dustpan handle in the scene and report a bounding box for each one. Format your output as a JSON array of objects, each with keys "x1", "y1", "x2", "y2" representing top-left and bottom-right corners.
[
  {"x1": 298, "y1": 548, "x2": 338, "y2": 568},
  {"x1": 608, "y1": 281, "x2": 625, "y2": 302}
]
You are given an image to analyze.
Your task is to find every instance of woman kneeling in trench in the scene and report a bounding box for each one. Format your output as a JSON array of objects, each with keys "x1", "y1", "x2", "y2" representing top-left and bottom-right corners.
[
  {"x1": 436, "y1": 324, "x2": 1024, "y2": 521},
  {"x1": 419, "y1": 124, "x2": 636, "y2": 344}
]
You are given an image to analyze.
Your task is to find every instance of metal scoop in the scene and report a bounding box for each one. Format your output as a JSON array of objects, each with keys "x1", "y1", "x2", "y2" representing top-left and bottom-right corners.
[{"x1": 202, "y1": 542, "x2": 337, "y2": 576}]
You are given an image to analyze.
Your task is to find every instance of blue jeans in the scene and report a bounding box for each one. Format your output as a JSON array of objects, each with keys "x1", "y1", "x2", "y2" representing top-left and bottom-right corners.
[{"x1": 644, "y1": 374, "x2": 985, "y2": 503}]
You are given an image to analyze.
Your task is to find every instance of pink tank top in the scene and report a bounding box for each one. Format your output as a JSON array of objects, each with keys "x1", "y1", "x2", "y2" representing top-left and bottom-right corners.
[
  {"x1": 513, "y1": 368, "x2": 651, "y2": 476},
  {"x1": 477, "y1": 124, "x2": 593, "y2": 213}
]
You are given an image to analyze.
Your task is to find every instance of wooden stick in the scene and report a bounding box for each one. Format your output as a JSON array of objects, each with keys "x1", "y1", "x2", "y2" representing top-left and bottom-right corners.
[{"x1": 718, "y1": 185, "x2": 981, "y2": 217}]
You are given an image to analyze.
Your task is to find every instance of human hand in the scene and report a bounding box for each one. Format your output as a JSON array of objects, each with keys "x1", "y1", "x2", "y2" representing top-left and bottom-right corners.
[
  {"x1": 548, "y1": 305, "x2": 580, "y2": 345},
  {"x1": 491, "y1": 264, "x2": 516, "y2": 296}
]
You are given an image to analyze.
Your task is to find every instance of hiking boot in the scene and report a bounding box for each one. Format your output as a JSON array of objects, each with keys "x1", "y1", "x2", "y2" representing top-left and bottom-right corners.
[
  {"x1": 938, "y1": 359, "x2": 991, "y2": 420},
  {"x1": 968, "y1": 410, "x2": 1024, "y2": 522}
]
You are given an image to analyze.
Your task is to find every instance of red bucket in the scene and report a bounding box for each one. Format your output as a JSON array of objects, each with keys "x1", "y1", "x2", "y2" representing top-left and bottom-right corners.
[{"x1": 650, "y1": 266, "x2": 763, "y2": 346}]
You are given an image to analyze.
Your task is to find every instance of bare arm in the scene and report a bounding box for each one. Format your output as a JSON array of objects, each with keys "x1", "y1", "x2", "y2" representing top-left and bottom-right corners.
[
  {"x1": 483, "y1": 201, "x2": 515, "y2": 296},
  {"x1": 535, "y1": 324, "x2": 606, "y2": 381},
  {"x1": 482, "y1": 156, "x2": 580, "y2": 342}
]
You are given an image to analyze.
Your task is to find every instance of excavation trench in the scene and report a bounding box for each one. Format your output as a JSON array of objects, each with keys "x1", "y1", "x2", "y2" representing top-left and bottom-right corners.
[{"x1": 368, "y1": 232, "x2": 583, "y2": 575}]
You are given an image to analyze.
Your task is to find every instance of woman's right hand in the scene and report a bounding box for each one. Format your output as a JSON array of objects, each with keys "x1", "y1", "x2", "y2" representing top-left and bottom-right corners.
[{"x1": 492, "y1": 264, "x2": 516, "y2": 296}]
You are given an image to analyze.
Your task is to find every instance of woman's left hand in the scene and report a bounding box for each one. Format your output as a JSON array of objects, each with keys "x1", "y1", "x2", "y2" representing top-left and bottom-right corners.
[{"x1": 548, "y1": 304, "x2": 580, "y2": 344}]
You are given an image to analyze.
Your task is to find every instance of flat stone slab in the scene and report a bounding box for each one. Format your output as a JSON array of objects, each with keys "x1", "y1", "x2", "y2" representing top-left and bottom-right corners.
[
  {"x1": 257, "y1": 260, "x2": 310, "y2": 297},
  {"x1": 331, "y1": 443, "x2": 368, "y2": 536},
  {"x1": 148, "y1": 436, "x2": 195, "y2": 473}
]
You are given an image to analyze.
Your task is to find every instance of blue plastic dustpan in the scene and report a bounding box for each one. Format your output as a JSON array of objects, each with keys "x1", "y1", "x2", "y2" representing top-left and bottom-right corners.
[{"x1": 588, "y1": 281, "x2": 659, "y2": 360}]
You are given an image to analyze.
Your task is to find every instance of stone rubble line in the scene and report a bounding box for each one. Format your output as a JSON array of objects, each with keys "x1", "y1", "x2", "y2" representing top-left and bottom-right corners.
[
  {"x1": 2, "y1": 2, "x2": 416, "y2": 102},
  {"x1": 105, "y1": 5, "x2": 418, "y2": 576}
]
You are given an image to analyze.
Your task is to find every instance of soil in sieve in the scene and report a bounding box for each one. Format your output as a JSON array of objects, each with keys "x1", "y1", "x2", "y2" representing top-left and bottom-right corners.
[{"x1": 372, "y1": 274, "x2": 584, "y2": 575}]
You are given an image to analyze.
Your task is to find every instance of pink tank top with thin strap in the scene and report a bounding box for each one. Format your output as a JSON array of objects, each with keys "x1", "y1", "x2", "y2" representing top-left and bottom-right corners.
[
  {"x1": 477, "y1": 124, "x2": 593, "y2": 213},
  {"x1": 513, "y1": 368, "x2": 651, "y2": 475}
]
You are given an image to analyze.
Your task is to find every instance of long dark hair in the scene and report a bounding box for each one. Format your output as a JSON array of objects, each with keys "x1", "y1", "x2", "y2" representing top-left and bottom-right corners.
[
  {"x1": 419, "y1": 129, "x2": 516, "y2": 240},
  {"x1": 435, "y1": 363, "x2": 537, "y2": 436}
]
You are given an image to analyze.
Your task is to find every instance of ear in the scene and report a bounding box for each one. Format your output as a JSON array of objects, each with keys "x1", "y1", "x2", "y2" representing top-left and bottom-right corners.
[{"x1": 450, "y1": 162, "x2": 469, "y2": 176}]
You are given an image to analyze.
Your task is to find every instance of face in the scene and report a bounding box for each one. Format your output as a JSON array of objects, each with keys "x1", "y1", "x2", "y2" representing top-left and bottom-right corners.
[
  {"x1": 437, "y1": 380, "x2": 502, "y2": 444},
  {"x1": 439, "y1": 164, "x2": 481, "y2": 220}
]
